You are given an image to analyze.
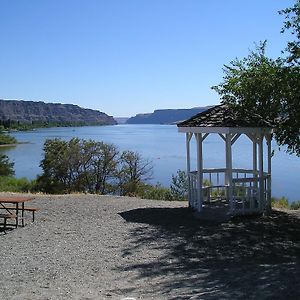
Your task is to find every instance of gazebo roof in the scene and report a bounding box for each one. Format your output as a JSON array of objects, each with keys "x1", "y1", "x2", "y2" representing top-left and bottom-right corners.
[{"x1": 177, "y1": 104, "x2": 274, "y2": 128}]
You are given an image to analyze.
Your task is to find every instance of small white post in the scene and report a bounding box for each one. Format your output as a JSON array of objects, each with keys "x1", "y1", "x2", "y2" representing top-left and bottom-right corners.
[
  {"x1": 258, "y1": 133, "x2": 264, "y2": 212},
  {"x1": 186, "y1": 133, "x2": 192, "y2": 207},
  {"x1": 226, "y1": 133, "x2": 233, "y2": 213},
  {"x1": 196, "y1": 133, "x2": 203, "y2": 212}
]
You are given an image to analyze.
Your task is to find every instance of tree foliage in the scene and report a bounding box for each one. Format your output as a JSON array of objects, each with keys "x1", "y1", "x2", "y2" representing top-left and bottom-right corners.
[
  {"x1": 0, "y1": 132, "x2": 17, "y2": 145},
  {"x1": 212, "y1": 1, "x2": 300, "y2": 156},
  {"x1": 118, "y1": 150, "x2": 153, "y2": 196},
  {"x1": 279, "y1": 0, "x2": 300, "y2": 65},
  {"x1": 0, "y1": 154, "x2": 14, "y2": 177},
  {"x1": 170, "y1": 170, "x2": 188, "y2": 201},
  {"x1": 37, "y1": 138, "x2": 153, "y2": 195}
]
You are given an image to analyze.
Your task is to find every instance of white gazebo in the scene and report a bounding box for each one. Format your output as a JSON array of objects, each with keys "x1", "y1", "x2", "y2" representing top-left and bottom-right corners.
[{"x1": 177, "y1": 104, "x2": 273, "y2": 216}]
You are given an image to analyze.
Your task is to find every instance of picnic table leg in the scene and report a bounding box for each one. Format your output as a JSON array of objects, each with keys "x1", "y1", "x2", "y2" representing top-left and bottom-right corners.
[
  {"x1": 4, "y1": 217, "x2": 7, "y2": 233},
  {"x1": 22, "y1": 202, "x2": 25, "y2": 227},
  {"x1": 15, "y1": 203, "x2": 18, "y2": 228}
]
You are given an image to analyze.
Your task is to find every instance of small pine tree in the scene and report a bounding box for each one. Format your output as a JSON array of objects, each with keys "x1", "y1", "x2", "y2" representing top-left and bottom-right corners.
[
  {"x1": 170, "y1": 170, "x2": 188, "y2": 201},
  {"x1": 0, "y1": 154, "x2": 14, "y2": 176}
]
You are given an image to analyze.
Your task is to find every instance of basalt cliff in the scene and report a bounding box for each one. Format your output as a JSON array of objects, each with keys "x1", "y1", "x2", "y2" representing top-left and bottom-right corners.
[
  {"x1": 0, "y1": 99, "x2": 116, "y2": 126},
  {"x1": 126, "y1": 106, "x2": 214, "y2": 124}
]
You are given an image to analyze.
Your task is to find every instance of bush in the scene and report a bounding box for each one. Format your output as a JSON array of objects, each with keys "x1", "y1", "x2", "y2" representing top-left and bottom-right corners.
[
  {"x1": 0, "y1": 154, "x2": 14, "y2": 176},
  {"x1": 0, "y1": 133, "x2": 17, "y2": 145},
  {"x1": 136, "y1": 183, "x2": 173, "y2": 201},
  {"x1": 271, "y1": 196, "x2": 290, "y2": 209},
  {"x1": 0, "y1": 176, "x2": 35, "y2": 192},
  {"x1": 170, "y1": 170, "x2": 188, "y2": 201},
  {"x1": 37, "y1": 138, "x2": 153, "y2": 195},
  {"x1": 290, "y1": 201, "x2": 300, "y2": 210}
]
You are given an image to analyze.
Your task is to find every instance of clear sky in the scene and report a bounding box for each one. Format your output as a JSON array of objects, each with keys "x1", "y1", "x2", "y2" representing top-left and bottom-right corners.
[{"x1": 0, "y1": 0, "x2": 294, "y2": 117}]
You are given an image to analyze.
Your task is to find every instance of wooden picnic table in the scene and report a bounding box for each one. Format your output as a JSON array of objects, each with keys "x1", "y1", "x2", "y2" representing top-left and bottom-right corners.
[{"x1": 0, "y1": 196, "x2": 35, "y2": 229}]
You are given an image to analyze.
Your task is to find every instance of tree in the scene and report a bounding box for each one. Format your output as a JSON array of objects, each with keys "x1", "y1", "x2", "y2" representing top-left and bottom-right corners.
[
  {"x1": 37, "y1": 138, "x2": 79, "y2": 193},
  {"x1": 81, "y1": 140, "x2": 119, "y2": 194},
  {"x1": 37, "y1": 138, "x2": 120, "y2": 194},
  {"x1": 212, "y1": 0, "x2": 300, "y2": 156},
  {"x1": 279, "y1": 0, "x2": 300, "y2": 65},
  {"x1": 170, "y1": 170, "x2": 188, "y2": 201},
  {"x1": 0, "y1": 153, "x2": 14, "y2": 176},
  {"x1": 118, "y1": 150, "x2": 153, "y2": 195},
  {"x1": 0, "y1": 132, "x2": 17, "y2": 145},
  {"x1": 37, "y1": 138, "x2": 152, "y2": 195}
]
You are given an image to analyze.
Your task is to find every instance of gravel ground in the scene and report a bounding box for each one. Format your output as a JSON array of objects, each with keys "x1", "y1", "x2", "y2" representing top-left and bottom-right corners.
[{"x1": 0, "y1": 193, "x2": 299, "y2": 300}]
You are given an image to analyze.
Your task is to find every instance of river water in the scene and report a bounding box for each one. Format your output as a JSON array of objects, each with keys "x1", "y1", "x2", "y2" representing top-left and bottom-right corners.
[{"x1": 0, "y1": 124, "x2": 299, "y2": 201}]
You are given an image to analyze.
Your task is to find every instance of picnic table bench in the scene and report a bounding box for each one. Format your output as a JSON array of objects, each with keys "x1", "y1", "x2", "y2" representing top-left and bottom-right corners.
[
  {"x1": 0, "y1": 196, "x2": 38, "y2": 232},
  {"x1": 0, "y1": 213, "x2": 17, "y2": 232}
]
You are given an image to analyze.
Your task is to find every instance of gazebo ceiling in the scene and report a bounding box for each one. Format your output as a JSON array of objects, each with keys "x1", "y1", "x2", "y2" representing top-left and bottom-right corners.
[{"x1": 177, "y1": 104, "x2": 274, "y2": 129}]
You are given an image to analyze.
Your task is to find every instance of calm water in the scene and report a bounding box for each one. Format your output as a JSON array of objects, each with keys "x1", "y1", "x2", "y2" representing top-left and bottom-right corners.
[{"x1": 1, "y1": 124, "x2": 299, "y2": 201}]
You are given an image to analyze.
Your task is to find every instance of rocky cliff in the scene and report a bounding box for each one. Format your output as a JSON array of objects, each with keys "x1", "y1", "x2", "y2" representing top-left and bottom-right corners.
[
  {"x1": 0, "y1": 99, "x2": 116, "y2": 125},
  {"x1": 126, "y1": 106, "x2": 214, "y2": 124}
]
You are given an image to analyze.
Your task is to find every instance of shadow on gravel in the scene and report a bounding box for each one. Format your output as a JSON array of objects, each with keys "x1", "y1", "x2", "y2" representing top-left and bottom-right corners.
[{"x1": 118, "y1": 208, "x2": 300, "y2": 299}]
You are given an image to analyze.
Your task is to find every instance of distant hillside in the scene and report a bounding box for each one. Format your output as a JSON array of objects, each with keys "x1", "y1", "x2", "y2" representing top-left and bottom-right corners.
[
  {"x1": 126, "y1": 106, "x2": 214, "y2": 124},
  {"x1": 0, "y1": 99, "x2": 116, "y2": 126}
]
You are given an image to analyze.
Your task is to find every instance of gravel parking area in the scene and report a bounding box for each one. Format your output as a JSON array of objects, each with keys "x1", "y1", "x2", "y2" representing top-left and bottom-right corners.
[{"x1": 0, "y1": 193, "x2": 299, "y2": 300}]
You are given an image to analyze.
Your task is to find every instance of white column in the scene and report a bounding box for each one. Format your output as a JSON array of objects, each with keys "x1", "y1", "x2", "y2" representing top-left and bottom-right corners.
[
  {"x1": 258, "y1": 133, "x2": 264, "y2": 212},
  {"x1": 226, "y1": 133, "x2": 233, "y2": 213},
  {"x1": 196, "y1": 133, "x2": 203, "y2": 212},
  {"x1": 253, "y1": 133, "x2": 258, "y2": 207},
  {"x1": 253, "y1": 134, "x2": 257, "y2": 176},
  {"x1": 266, "y1": 134, "x2": 272, "y2": 212},
  {"x1": 186, "y1": 133, "x2": 192, "y2": 207}
]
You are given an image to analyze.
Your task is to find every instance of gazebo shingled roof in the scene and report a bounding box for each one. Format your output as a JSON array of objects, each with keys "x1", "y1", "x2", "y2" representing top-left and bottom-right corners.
[{"x1": 177, "y1": 104, "x2": 274, "y2": 128}]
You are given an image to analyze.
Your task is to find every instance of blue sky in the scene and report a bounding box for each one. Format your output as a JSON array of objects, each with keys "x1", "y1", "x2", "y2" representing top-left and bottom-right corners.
[{"x1": 0, "y1": 0, "x2": 294, "y2": 117}]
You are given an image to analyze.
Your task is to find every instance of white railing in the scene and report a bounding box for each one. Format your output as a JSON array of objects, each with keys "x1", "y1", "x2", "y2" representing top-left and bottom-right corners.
[{"x1": 188, "y1": 169, "x2": 271, "y2": 215}]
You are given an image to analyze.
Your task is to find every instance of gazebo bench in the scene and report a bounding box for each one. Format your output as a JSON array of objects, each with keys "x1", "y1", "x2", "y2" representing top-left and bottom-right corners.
[{"x1": 203, "y1": 185, "x2": 228, "y2": 203}]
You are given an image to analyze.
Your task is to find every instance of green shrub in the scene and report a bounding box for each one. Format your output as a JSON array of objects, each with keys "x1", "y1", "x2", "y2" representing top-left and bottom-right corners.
[
  {"x1": 271, "y1": 196, "x2": 290, "y2": 209},
  {"x1": 0, "y1": 133, "x2": 17, "y2": 145},
  {"x1": 37, "y1": 138, "x2": 153, "y2": 195},
  {"x1": 170, "y1": 170, "x2": 188, "y2": 201},
  {"x1": 136, "y1": 183, "x2": 173, "y2": 201},
  {"x1": 0, "y1": 154, "x2": 14, "y2": 176},
  {"x1": 0, "y1": 176, "x2": 36, "y2": 192},
  {"x1": 290, "y1": 201, "x2": 300, "y2": 210}
]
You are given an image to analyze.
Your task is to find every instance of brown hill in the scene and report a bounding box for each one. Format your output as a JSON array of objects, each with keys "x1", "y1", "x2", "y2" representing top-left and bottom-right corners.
[{"x1": 0, "y1": 99, "x2": 116, "y2": 125}]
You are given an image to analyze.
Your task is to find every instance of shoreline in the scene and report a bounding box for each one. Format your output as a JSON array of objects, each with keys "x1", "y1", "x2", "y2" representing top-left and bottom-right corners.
[{"x1": 0, "y1": 142, "x2": 31, "y2": 148}]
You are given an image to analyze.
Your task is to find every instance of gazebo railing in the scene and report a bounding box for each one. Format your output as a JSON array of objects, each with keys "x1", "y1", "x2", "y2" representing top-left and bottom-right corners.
[{"x1": 188, "y1": 169, "x2": 270, "y2": 214}]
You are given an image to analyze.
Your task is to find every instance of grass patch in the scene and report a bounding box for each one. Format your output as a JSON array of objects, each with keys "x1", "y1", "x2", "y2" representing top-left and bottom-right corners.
[{"x1": 0, "y1": 176, "x2": 36, "y2": 192}]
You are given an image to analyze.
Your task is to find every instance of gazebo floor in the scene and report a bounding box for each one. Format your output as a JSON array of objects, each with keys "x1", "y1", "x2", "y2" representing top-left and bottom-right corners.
[
  {"x1": 193, "y1": 199, "x2": 264, "y2": 221},
  {"x1": 193, "y1": 203, "x2": 231, "y2": 222}
]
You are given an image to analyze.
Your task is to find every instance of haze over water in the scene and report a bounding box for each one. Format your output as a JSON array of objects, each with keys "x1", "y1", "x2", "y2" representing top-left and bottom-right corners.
[{"x1": 1, "y1": 124, "x2": 299, "y2": 202}]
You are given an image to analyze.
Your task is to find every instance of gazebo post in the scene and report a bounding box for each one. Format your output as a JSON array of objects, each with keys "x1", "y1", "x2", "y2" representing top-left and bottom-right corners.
[
  {"x1": 266, "y1": 134, "x2": 272, "y2": 212},
  {"x1": 186, "y1": 133, "x2": 192, "y2": 207},
  {"x1": 196, "y1": 133, "x2": 203, "y2": 212},
  {"x1": 252, "y1": 133, "x2": 258, "y2": 210},
  {"x1": 253, "y1": 134, "x2": 258, "y2": 178},
  {"x1": 258, "y1": 132, "x2": 264, "y2": 211},
  {"x1": 225, "y1": 133, "x2": 233, "y2": 213}
]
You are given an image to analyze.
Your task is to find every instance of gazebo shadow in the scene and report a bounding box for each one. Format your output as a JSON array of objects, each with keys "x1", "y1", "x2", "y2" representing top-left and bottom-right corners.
[{"x1": 117, "y1": 207, "x2": 300, "y2": 299}]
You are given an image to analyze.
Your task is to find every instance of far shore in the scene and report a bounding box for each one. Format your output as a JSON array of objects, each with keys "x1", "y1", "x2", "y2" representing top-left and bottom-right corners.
[{"x1": 0, "y1": 142, "x2": 31, "y2": 148}]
